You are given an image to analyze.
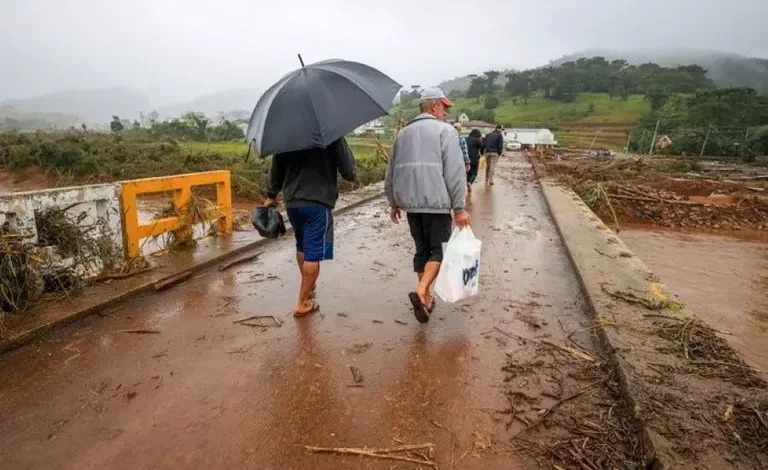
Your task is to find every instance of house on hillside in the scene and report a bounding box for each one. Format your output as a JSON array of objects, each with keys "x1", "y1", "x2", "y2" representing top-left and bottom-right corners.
[
  {"x1": 457, "y1": 113, "x2": 470, "y2": 125},
  {"x1": 354, "y1": 118, "x2": 386, "y2": 135},
  {"x1": 463, "y1": 120, "x2": 495, "y2": 134},
  {"x1": 504, "y1": 128, "x2": 558, "y2": 148}
]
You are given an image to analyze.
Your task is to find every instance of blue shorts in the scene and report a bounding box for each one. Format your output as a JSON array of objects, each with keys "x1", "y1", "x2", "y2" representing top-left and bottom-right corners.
[{"x1": 286, "y1": 206, "x2": 334, "y2": 262}]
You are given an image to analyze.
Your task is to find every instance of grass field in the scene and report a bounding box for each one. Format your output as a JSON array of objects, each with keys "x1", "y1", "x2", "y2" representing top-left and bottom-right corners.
[
  {"x1": 393, "y1": 92, "x2": 649, "y2": 129},
  {"x1": 451, "y1": 93, "x2": 649, "y2": 126}
]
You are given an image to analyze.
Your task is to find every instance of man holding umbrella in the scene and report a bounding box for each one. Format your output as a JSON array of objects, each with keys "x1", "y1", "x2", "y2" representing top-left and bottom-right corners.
[
  {"x1": 264, "y1": 139, "x2": 356, "y2": 317},
  {"x1": 386, "y1": 86, "x2": 471, "y2": 323},
  {"x1": 249, "y1": 57, "x2": 401, "y2": 318}
]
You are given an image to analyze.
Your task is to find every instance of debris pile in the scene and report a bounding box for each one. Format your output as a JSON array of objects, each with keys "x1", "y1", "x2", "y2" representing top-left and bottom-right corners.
[
  {"x1": 501, "y1": 339, "x2": 643, "y2": 469},
  {"x1": 1, "y1": 203, "x2": 137, "y2": 324},
  {"x1": 532, "y1": 152, "x2": 768, "y2": 232}
]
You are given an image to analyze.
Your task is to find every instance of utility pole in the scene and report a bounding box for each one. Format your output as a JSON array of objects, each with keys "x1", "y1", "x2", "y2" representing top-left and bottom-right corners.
[
  {"x1": 742, "y1": 127, "x2": 750, "y2": 157},
  {"x1": 648, "y1": 119, "x2": 660, "y2": 155},
  {"x1": 638, "y1": 130, "x2": 647, "y2": 154},
  {"x1": 700, "y1": 124, "x2": 712, "y2": 158},
  {"x1": 624, "y1": 131, "x2": 632, "y2": 156},
  {"x1": 588, "y1": 130, "x2": 601, "y2": 152}
]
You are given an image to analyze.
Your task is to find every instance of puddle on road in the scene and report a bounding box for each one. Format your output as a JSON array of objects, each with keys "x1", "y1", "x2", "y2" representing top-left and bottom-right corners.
[{"x1": 620, "y1": 228, "x2": 768, "y2": 371}]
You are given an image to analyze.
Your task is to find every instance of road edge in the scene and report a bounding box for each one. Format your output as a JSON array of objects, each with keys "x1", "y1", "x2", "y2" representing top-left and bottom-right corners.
[
  {"x1": 537, "y1": 178, "x2": 676, "y2": 470},
  {"x1": 0, "y1": 184, "x2": 384, "y2": 355}
]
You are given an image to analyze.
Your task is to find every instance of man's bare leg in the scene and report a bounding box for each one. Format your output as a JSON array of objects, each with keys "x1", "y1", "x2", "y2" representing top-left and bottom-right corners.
[
  {"x1": 296, "y1": 252, "x2": 316, "y2": 299},
  {"x1": 416, "y1": 261, "x2": 440, "y2": 306},
  {"x1": 296, "y1": 260, "x2": 320, "y2": 314},
  {"x1": 416, "y1": 272, "x2": 434, "y2": 309}
]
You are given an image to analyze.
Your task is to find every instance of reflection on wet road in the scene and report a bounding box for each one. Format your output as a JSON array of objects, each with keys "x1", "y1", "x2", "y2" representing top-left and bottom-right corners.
[{"x1": 0, "y1": 154, "x2": 595, "y2": 469}]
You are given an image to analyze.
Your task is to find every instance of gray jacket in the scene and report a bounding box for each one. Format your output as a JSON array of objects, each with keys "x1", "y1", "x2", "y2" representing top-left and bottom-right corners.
[{"x1": 385, "y1": 113, "x2": 466, "y2": 214}]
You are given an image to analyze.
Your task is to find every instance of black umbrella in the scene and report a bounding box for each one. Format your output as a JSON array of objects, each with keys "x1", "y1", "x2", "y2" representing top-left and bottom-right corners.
[{"x1": 246, "y1": 56, "x2": 401, "y2": 156}]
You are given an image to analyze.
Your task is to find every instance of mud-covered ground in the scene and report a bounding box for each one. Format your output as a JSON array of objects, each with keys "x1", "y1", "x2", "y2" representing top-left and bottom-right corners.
[
  {"x1": 0, "y1": 155, "x2": 642, "y2": 470},
  {"x1": 533, "y1": 151, "x2": 768, "y2": 236}
]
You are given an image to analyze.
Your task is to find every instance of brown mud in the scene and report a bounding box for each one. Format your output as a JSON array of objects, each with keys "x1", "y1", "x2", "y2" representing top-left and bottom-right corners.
[
  {"x1": 0, "y1": 155, "x2": 640, "y2": 469},
  {"x1": 533, "y1": 152, "x2": 768, "y2": 234}
]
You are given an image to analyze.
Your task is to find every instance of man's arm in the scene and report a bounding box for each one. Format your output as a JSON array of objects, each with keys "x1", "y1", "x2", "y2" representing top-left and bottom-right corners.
[
  {"x1": 266, "y1": 154, "x2": 285, "y2": 201},
  {"x1": 441, "y1": 128, "x2": 467, "y2": 212},
  {"x1": 335, "y1": 138, "x2": 356, "y2": 182},
  {"x1": 385, "y1": 136, "x2": 398, "y2": 208}
]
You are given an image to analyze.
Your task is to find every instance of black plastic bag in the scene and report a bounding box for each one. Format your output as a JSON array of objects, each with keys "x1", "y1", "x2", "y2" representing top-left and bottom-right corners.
[{"x1": 251, "y1": 206, "x2": 286, "y2": 239}]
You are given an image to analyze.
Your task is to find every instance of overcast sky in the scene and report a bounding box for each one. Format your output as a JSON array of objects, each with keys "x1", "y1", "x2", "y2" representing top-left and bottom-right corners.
[{"x1": 1, "y1": 0, "x2": 767, "y2": 105}]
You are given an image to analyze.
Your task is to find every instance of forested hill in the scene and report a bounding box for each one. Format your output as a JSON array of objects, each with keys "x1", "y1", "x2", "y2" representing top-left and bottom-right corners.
[
  {"x1": 551, "y1": 50, "x2": 768, "y2": 94},
  {"x1": 440, "y1": 50, "x2": 768, "y2": 94}
]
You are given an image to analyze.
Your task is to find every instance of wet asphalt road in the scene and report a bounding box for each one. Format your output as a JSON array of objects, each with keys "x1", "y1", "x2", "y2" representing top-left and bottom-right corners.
[{"x1": 0, "y1": 154, "x2": 596, "y2": 469}]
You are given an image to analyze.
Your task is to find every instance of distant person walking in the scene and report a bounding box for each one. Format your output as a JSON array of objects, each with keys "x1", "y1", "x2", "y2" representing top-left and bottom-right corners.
[
  {"x1": 264, "y1": 139, "x2": 356, "y2": 317},
  {"x1": 484, "y1": 125, "x2": 504, "y2": 185},
  {"x1": 466, "y1": 129, "x2": 484, "y2": 191},
  {"x1": 385, "y1": 86, "x2": 471, "y2": 323},
  {"x1": 454, "y1": 123, "x2": 471, "y2": 192}
]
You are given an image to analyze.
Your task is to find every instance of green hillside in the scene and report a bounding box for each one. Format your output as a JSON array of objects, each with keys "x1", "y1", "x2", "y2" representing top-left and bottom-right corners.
[
  {"x1": 388, "y1": 92, "x2": 648, "y2": 150},
  {"x1": 448, "y1": 93, "x2": 648, "y2": 126}
]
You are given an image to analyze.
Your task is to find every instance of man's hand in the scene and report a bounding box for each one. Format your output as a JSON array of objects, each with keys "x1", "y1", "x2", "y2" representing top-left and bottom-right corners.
[
  {"x1": 263, "y1": 198, "x2": 276, "y2": 207},
  {"x1": 390, "y1": 207, "x2": 402, "y2": 224},
  {"x1": 454, "y1": 210, "x2": 471, "y2": 228}
]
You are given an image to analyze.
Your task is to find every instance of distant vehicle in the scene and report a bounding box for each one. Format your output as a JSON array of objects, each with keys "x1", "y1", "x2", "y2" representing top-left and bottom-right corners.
[{"x1": 506, "y1": 140, "x2": 522, "y2": 151}]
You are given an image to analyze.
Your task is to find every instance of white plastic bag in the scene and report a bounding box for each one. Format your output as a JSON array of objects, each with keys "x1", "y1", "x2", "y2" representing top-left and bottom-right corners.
[{"x1": 434, "y1": 227, "x2": 482, "y2": 303}]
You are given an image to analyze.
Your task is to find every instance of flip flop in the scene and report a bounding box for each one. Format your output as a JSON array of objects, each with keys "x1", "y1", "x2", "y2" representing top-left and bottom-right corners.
[
  {"x1": 294, "y1": 299, "x2": 320, "y2": 318},
  {"x1": 426, "y1": 298, "x2": 436, "y2": 314},
  {"x1": 408, "y1": 292, "x2": 430, "y2": 324}
]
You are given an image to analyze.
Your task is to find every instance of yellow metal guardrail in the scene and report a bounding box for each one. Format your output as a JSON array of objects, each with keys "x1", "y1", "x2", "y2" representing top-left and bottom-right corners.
[{"x1": 120, "y1": 170, "x2": 233, "y2": 258}]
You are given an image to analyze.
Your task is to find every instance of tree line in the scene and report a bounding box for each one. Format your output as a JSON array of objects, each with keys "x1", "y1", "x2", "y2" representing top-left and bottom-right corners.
[
  {"x1": 465, "y1": 57, "x2": 714, "y2": 107},
  {"x1": 109, "y1": 111, "x2": 245, "y2": 142},
  {"x1": 631, "y1": 87, "x2": 768, "y2": 160},
  {"x1": 395, "y1": 56, "x2": 720, "y2": 124}
]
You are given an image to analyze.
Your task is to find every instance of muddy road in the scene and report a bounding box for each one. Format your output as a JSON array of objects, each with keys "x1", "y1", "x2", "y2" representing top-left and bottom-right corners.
[{"x1": 0, "y1": 155, "x2": 632, "y2": 469}]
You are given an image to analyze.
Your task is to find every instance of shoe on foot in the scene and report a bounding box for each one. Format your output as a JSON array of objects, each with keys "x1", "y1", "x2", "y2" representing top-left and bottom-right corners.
[
  {"x1": 294, "y1": 299, "x2": 319, "y2": 318},
  {"x1": 408, "y1": 292, "x2": 430, "y2": 323}
]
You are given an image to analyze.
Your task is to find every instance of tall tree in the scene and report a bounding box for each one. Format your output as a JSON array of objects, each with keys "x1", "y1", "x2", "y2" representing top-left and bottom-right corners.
[
  {"x1": 467, "y1": 76, "x2": 487, "y2": 99},
  {"x1": 483, "y1": 70, "x2": 500, "y2": 94}
]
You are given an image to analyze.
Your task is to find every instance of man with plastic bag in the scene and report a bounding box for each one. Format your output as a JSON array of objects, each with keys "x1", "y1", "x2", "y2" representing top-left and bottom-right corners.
[
  {"x1": 263, "y1": 138, "x2": 356, "y2": 317},
  {"x1": 385, "y1": 86, "x2": 471, "y2": 323}
]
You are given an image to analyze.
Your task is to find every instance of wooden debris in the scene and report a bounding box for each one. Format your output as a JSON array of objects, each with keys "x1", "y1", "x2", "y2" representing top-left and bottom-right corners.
[
  {"x1": 304, "y1": 443, "x2": 437, "y2": 468},
  {"x1": 541, "y1": 340, "x2": 595, "y2": 362},
  {"x1": 511, "y1": 380, "x2": 602, "y2": 440},
  {"x1": 94, "y1": 267, "x2": 154, "y2": 282},
  {"x1": 394, "y1": 319, "x2": 408, "y2": 325},
  {"x1": 493, "y1": 326, "x2": 532, "y2": 343},
  {"x1": 118, "y1": 329, "x2": 161, "y2": 335},
  {"x1": 598, "y1": 183, "x2": 621, "y2": 232},
  {"x1": 154, "y1": 271, "x2": 193, "y2": 291},
  {"x1": 218, "y1": 251, "x2": 263, "y2": 272},
  {"x1": 233, "y1": 315, "x2": 282, "y2": 327}
]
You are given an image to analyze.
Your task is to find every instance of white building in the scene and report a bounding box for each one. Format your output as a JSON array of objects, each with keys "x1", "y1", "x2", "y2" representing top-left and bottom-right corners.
[
  {"x1": 504, "y1": 128, "x2": 557, "y2": 147},
  {"x1": 457, "y1": 113, "x2": 470, "y2": 125},
  {"x1": 354, "y1": 118, "x2": 386, "y2": 135}
]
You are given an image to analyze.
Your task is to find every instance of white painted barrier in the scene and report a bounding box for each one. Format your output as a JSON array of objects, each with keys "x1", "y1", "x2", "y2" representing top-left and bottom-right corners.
[{"x1": 0, "y1": 183, "x2": 123, "y2": 276}]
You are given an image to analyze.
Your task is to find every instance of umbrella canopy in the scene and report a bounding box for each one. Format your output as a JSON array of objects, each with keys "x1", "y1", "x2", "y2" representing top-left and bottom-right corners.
[{"x1": 246, "y1": 58, "x2": 401, "y2": 156}]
